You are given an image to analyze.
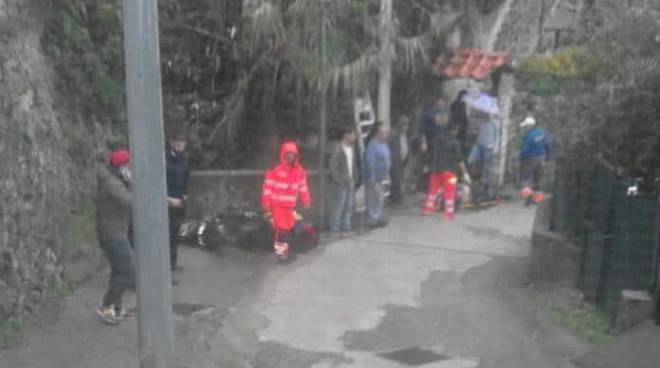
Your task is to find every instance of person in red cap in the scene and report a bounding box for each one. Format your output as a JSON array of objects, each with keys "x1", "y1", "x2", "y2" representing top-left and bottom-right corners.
[
  {"x1": 95, "y1": 149, "x2": 135, "y2": 324},
  {"x1": 262, "y1": 141, "x2": 311, "y2": 262}
]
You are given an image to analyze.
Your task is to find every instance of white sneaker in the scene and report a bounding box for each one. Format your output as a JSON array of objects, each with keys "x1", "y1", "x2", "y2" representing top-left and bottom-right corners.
[{"x1": 96, "y1": 306, "x2": 119, "y2": 325}]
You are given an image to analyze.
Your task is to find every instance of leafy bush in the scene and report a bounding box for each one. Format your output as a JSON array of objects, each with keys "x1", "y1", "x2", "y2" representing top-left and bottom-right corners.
[
  {"x1": 520, "y1": 47, "x2": 604, "y2": 79},
  {"x1": 521, "y1": 75, "x2": 561, "y2": 96},
  {"x1": 520, "y1": 13, "x2": 660, "y2": 189},
  {"x1": 0, "y1": 318, "x2": 23, "y2": 349},
  {"x1": 54, "y1": 278, "x2": 72, "y2": 298},
  {"x1": 43, "y1": 6, "x2": 124, "y2": 125},
  {"x1": 549, "y1": 303, "x2": 614, "y2": 344}
]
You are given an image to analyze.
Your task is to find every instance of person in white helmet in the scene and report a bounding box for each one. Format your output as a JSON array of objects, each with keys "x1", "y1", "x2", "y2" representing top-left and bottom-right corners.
[{"x1": 519, "y1": 116, "x2": 552, "y2": 205}]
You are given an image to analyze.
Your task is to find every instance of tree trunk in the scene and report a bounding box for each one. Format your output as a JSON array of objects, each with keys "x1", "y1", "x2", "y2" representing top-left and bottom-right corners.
[
  {"x1": 496, "y1": 72, "x2": 515, "y2": 187},
  {"x1": 466, "y1": 0, "x2": 484, "y2": 48},
  {"x1": 377, "y1": 0, "x2": 393, "y2": 130}
]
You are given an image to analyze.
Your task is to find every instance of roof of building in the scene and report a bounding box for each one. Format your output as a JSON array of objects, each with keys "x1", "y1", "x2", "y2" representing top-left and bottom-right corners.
[{"x1": 433, "y1": 49, "x2": 509, "y2": 80}]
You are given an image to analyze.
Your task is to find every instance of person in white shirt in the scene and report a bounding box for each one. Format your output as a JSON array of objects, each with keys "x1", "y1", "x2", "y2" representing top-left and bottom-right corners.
[
  {"x1": 389, "y1": 115, "x2": 411, "y2": 204},
  {"x1": 328, "y1": 129, "x2": 359, "y2": 234}
]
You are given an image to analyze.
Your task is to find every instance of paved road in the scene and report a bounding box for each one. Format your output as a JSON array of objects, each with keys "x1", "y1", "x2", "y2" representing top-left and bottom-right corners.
[{"x1": 0, "y1": 201, "x2": 579, "y2": 368}]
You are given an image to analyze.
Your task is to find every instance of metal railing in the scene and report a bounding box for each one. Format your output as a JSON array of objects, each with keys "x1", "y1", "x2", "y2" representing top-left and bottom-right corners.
[{"x1": 551, "y1": 159, "x2": 660, "y2": 316}]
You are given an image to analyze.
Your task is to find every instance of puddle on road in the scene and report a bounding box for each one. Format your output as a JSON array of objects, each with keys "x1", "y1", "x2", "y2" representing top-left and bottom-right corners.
[
  {"x1": 379, "y1": 347, "x2": 450, "y2": 366},
  {"x1": 173, "y1": 302, "x2": 209, "y2": 316}
]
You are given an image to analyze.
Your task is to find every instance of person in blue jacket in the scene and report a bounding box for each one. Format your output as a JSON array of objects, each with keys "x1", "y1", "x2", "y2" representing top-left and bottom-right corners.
[
  {"x1": 519, "y1": 117, "x2": 552, "y2": 205},
  {"x1": 362, "y1": 122, "x2": 391, "y2": 227}
]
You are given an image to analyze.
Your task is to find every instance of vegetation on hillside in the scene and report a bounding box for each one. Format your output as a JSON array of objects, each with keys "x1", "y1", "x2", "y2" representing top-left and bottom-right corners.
[
  {"x1": 42, "y1": 0, "x2": 479, "y2": 169},
  {"x1": 518, "y1": 12, "x2": 660, "y2": 193}
]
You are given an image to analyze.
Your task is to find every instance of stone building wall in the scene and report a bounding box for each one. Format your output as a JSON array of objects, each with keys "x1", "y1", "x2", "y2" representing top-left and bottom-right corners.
[{"x1": 186, "y1": 170, "x2": 325, "y2": 225}]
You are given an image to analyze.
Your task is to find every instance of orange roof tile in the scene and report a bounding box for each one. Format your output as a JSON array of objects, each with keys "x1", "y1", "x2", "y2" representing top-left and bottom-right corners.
[{"x1": 433, "y1": 49, "x2": 509, "y2": 80}]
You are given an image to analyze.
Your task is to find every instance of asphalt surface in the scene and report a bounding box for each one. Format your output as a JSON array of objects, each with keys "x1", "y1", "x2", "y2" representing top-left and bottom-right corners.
[{"x1": 0, "y1": 200, "x2": 584, "y2": 368}]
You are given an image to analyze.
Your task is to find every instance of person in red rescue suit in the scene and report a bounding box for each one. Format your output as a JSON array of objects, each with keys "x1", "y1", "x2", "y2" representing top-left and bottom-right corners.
[
  {"x1": 422, "y1": 123, "x2": 471, "y2": 220},
  {"x1": 262, "y1": 141, "x2": 311, "y2": 262}
]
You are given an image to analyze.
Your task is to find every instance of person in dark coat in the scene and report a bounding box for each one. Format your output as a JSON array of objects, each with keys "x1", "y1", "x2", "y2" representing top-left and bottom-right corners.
[
  {"x1": 450, "y1": 90, "x2": 470, "y2": 155},
  {"x1": 328, "y1": 128, "x2": 359, "y2": 234},
  {"x1": 420, "y1": 98, "x2": 449, "y2": 153},
  {"x1": 389, "y1": 115, "x2": 411, "y2": 204},
  {"x1": 166, "y1": 134, "x2": 191, "y2": 272},
  {"x1": 422, "y1": 123, "x2": 470, "y2": 220},
  {"x1": 96, "y1": 150, "x2": 134, "y2": 325},
  {"x1": 419, "y1": 98, "x2": 450, "y2": 191}
]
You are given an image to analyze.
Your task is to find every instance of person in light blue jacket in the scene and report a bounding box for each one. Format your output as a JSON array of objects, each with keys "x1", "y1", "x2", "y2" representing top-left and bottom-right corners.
[
  {"x1": 362, "y1": 122, "x2": 391, "y2": 227},
  {"x1": 467, "y1": 112, "x2": 500, "y2": 199},
  {"x1": 519, "y1": 116, "x2": 552, "y2": 204}
]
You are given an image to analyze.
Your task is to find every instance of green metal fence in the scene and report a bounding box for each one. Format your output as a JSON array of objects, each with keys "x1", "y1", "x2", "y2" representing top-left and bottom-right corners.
[{"x1": 552, "y1": 160, "x2": 660, "y2": 317}]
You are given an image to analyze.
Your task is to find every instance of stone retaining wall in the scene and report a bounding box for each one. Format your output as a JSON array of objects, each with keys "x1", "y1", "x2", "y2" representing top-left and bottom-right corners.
[
  {"x1": 187, "y1": 170, "x2": 326, "y2": 224},
  {"x1": 1, "y1": 1, "x2": 104, "y2": 321},
  {"x1": 529, "y1": 198, "x2": 582, "y2": 284}
]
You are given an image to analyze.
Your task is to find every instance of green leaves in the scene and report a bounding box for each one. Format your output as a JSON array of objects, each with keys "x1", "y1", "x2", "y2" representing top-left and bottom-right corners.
[
  {"x1": 44, "y1": 5, "x2": 124, "y2": 125},
  {"x1": 0, "y1": 318, "x2": 22, "y2": 349},
  {"x1": 549, "y1": 303, "x2": 614, "y2": 344}
]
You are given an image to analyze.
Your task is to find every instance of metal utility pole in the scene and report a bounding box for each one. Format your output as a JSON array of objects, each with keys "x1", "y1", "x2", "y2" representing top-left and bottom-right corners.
[
  {"x1": 318, "y1": 0, "x2": 328, "y2": 229},
  {"x1": 122, "y1": 1, "x2": 175, "y2": 367}
]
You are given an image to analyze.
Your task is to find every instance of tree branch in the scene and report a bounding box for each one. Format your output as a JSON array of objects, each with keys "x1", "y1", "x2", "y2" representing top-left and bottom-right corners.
[{"x1": 166, "y1": 23, "x2": 233, "y2": 44}]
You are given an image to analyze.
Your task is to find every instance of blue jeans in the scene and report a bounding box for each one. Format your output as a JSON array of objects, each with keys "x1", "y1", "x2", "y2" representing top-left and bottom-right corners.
[
  {"x1": 100, "y1": 239, "x2": 134, "y2": 309},
  {"x1": 365, "y1": 182, "x2": 385, "y2": 225},
  {"x1": 330, "y1": 186, "x2": 355, "y2": 232},
  {"x1": 468, "y1": 144, "x2": 496, "y2": 193}
]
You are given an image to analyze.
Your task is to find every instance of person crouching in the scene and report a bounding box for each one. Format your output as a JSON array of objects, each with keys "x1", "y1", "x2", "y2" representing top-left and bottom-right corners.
[
  {"x1": 262, "y1": 141, "x2": 311, "y2": 262},
  {"x1": 422, "y1": 123, "x2": 471, "y2": 220}
]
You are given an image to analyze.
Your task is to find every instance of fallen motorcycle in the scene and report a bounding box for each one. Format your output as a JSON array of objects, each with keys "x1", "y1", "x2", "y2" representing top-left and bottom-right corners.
[{"x1": 178, "y1": 208, "x2": 319, "y2": 254}]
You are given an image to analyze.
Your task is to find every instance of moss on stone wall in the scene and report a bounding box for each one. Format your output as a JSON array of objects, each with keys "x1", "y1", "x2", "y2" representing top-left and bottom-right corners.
[
  {"x1": 61, "y1": 200, "x2": 96, "y2": 255},
  {"x1": 43, "y1": 7, "x2": 124, "y2": 126}
]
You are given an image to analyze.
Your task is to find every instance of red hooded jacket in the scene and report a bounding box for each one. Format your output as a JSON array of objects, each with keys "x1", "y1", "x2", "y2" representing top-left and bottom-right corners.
[{"x1": 262, "y1": 142, "x2": 311, "y2": 216}]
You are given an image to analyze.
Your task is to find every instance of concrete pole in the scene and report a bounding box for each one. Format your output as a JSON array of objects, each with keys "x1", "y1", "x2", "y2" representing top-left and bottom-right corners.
[
  {"x1": 318, "y1": 0, "x2": 328, "y2": 229},
  {"x1": 121, "y1": 1, "x2": 175, "y2": 367},
  {"x1": 377, "y1": 0, "x2": 393, "y2": 130}
]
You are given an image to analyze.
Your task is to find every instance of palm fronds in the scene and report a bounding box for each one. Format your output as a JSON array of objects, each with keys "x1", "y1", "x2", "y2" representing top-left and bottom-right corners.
[
  {"x1": 327, "y1": 48, "x2": 379, "y2": 93},
  {"x1": 244, "y1": 0, "x2": 286, "y2": 55},
  {"x1": 395, "y1": 35, "x2": 427, "y2": 73}
]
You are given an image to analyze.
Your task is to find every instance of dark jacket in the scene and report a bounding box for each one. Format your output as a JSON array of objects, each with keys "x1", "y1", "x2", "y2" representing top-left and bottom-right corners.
[
  {"x1": 450, "y1": 99, "x2": 469, "y2": 143},
  {"x1": 389, "y1": 130, "x2": 410, "y2": 167},
  {"x1": 96, "y1": 165, "x2": 132, "y2": 242},
  {"x1": 431, "y1": 134, "x2": 463, "y2": 173},
  {"x1": 421, "y1": 106, "x2": 449, "y2": 144},
  {"x1": 166, "y1": 150, "x2": 190, "y2": 200},
  {"x1": 329, "y1": 142, "x2": 359, "y2": 189}
]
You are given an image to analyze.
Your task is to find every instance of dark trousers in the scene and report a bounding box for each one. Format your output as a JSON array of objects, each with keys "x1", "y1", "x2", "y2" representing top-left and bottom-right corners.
[
  {"x1": 100, "y1": 239, "x2": 134, "y2": 309},
  {"x1": 169, "y1": 207, "x2": 185, "y2": 267},
  {"x1": 521, "y1": 156, "x2": 544, "y2": 191},
  {"x1": 390, "y1": 159, "x2": 408, "y2": 202}
]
